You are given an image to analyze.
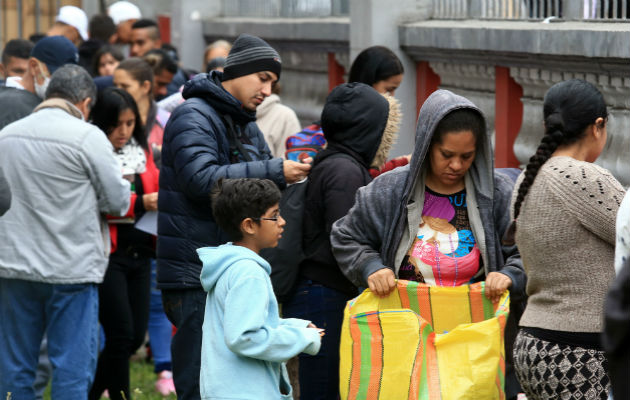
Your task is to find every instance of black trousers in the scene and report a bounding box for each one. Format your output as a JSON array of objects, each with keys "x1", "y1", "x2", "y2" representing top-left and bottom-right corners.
[
  {"x1": 89, "y1": 253, "x2": 151, "y2": 400},
  {"x1": 161, "y1": 288, "x2": 207, "y2": 400}
]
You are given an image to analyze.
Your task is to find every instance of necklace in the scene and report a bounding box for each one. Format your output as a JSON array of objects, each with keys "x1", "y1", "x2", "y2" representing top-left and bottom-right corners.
[{"x1": 434, "y1": 233, "x2": 459, "y2": 287}]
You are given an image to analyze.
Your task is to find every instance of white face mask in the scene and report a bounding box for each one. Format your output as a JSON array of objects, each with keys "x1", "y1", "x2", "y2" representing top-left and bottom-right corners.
[{"x1": 34, "y1": 75, "x2": 50, "y2": 99}]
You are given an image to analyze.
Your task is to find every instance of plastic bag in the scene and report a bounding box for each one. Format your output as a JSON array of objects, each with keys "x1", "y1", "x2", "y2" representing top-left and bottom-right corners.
[{"x1": 340, "y1": 281, "x2": 509, "y2": 400}]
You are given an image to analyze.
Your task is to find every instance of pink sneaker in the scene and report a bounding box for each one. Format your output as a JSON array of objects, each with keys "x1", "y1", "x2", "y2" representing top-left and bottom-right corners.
[{"x1": 155, "y1": 370, "x2": 176, "y2": 396}]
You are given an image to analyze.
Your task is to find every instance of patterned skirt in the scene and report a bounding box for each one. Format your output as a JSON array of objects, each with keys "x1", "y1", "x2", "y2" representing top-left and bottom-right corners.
[{"x1": 513, "y1": 330, "x2": 611, "y2": 400}]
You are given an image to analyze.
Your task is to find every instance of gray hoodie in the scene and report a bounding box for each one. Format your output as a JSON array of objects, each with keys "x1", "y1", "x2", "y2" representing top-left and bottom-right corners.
[{"x1": 330, "y1": 89, "x2": 526, "y2": 300}]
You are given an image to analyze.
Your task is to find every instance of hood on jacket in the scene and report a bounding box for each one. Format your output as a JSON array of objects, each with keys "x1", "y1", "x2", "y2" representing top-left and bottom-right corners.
[
  {"x1": 33, "y1": 98, "x2": 84, "y2": 120},
  {"x1": 320, "y1": 82, "x2": 400, "y2": 167},
  {"x1": 198, "y1": 244, "x2": 271, "y2": 292},
  {"x1": 255, "y1": 93, "x2": 280, "y2": 119},
  {"x1": 182, "y1": 71, "x2": 256, "y2": 125},
  {"x1": 403, "y1": 89, "x2": 493, "y2": 203}
]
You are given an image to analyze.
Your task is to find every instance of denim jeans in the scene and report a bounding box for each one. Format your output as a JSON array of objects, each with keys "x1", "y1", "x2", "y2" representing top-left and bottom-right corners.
[
  {"x1": 148, "y1": 259, "x2": 173, "y2": 373},
  {"x1": 162, "y1": 288, "x2": 207, "y2": 400},
  {"x1": 0, "y1": 278, "x2": 99, "y2": 400},
  {"x1": 282, "y1": 279, "x2": 353, "y2": 400}
]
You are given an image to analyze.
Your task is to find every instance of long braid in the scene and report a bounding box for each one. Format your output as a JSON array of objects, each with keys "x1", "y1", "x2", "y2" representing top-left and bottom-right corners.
[
  {"x1": 503, "y1": 114, "x2": 565, "y2": 245},
  {"x1": 503, "y1": 79, "x2": 608, "y2": 246}
]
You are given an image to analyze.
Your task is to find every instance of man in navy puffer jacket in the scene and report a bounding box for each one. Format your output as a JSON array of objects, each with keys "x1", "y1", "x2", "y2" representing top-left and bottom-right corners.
[{"x1": 157, "y1": 34, "x2": 311, "y2": 400}]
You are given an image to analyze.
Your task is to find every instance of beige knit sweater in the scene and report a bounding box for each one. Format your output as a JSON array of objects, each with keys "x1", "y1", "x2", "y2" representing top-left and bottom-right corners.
[{"x1": 512, "y1": 156, "x2": 625, "y2": 332}]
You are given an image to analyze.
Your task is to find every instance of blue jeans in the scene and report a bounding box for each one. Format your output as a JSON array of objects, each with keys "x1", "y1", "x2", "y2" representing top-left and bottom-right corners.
[
  {"x1": 282, "y1": 279, "x2": 353, "y2": 400},
  {"x1": 148, "y1": 259, "x2": 172, "y2": 373},
  {"x1": 0, "y1": 278, "x2": 99, "y2": 400},
  {"x1": 162, "y1": 288, "x2": 207, "y2": 400}
]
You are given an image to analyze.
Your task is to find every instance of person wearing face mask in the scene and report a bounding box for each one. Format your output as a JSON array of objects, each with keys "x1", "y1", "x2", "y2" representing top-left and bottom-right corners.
[{"x1": 0, "y1": 35, "x2": 78, "y2": 130}]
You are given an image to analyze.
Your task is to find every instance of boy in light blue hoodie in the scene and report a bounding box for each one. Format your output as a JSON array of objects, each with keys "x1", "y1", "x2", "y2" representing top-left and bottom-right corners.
[{"x1": 198, "y1": 178, "x2": 322, "y2": 400}]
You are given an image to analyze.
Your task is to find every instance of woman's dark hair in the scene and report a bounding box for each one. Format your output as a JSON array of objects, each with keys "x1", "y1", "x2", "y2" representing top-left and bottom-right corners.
[
  {"x1": 348, "y1": 46, "x2": 404, "y2": 86},
  {"x1": 92, "y1": 45, "x2": 124, "y2": 77},
  {"x1": 116, "y1": 57, "x2": 154, "y2": 96},
  {"x1": 211, "y1": 178, "x2": 281, "y2": 241},
  {"x1": 143, "y1": 48, "x2": 178, "y2": 75},
  {"x1": 430, "y1": 108, "x2": 485, "y2": 151},
  {"x1": 506, "y1": 79, "x2": 607, "y2": 243},
  {"x1": 90, "y1": 87, "x2": 147, "y2": 150}
]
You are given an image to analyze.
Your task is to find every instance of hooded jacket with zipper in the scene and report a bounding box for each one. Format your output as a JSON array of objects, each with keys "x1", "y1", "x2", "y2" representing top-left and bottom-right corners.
[
  {"x1": 198, "y1": 244, "x2": 321, "y2": 400},
  {"x1": 330, "y1": 89, "x2": 526, "y2": 301},
  {"x1": 157, "y1": 71, "x2": 285, "y2": 289},
  {"x1": 300, "y1": 82, "x2": 400, "y2": 295}
]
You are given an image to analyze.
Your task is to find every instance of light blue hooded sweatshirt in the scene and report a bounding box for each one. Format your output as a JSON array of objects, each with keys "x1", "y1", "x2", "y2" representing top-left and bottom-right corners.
[{"x1": 198, "y1": 244, "x2": 321, "y2": 400}]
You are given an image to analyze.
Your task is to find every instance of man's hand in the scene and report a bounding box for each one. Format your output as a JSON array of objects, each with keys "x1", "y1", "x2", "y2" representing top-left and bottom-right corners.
[
  {"x1": 367, "y1": 268, "x2": 396, "y2": 297},
  {"x1": 283, "y1": 160, "x2": 312, "y2": 184},
  {"x1": 143, "y1": 192, "x2": 158, "y2": 211},
  {"x1": 485, "y1": 272, "x2": 512, "y2": 303}
]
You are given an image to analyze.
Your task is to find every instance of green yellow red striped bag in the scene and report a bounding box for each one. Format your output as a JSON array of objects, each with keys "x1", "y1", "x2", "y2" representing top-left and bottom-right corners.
[{"x1": 339, "y1": 281, "x2": 509, "y2": 400}]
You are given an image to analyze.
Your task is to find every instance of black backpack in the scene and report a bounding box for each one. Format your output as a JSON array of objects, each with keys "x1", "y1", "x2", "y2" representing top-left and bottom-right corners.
[
  {"x1": 260, "y1": 153, "x2": 361, "y2": 302},
  {"x1": 259, "y1": 178, "x2": 308, "y2": 302}
]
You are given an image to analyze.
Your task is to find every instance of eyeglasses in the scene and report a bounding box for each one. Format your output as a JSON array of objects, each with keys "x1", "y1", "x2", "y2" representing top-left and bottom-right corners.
[{"x1": 252, "y1": 211, "x2": 281, "y2": 223}]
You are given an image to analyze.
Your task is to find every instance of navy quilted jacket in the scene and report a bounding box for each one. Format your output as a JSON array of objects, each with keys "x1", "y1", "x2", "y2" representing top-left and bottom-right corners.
[{"x1": 156, "y1": 72, "x2": 285, "y2": 289}]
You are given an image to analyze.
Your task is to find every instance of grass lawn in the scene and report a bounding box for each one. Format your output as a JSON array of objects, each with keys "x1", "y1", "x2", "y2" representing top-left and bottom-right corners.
[{"x1": 43, "y1": 350, "x2": 177, "y2": 400}]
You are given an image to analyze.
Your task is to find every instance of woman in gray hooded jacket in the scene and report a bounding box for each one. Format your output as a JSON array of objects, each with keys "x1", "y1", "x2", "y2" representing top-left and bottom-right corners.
[{"x1": 330, "y1": 89, "x2": 526, "y2": 397}]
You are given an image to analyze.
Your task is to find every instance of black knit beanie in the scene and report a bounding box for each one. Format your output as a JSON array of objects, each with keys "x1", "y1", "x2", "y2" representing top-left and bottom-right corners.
[{"x1": 222, "y1": 34, "x2": 282, "y2": 81}]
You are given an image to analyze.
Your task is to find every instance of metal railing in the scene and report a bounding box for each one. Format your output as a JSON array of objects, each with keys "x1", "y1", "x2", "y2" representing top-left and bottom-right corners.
[
  {"x1": 221, "y1": 0, "x2": 349, "y2": 18},
  {"x1": 432, "y1": 0, "x2": 630, "y2": 20},
  {"x1": 584, "y1": 0, "x2": 629, "y2": 19},
  {"x1": 1, "y1": 0, "x2": 64, "y2": 47},
  {"x1": 433, "y1": 0, "x2": 469, "y2": 18}
]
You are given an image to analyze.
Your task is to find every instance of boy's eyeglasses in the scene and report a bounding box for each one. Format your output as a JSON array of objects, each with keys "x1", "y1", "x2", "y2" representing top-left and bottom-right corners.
[
  {"x1": 252, "y1": 217, "x2": 280, "y2": 222},
  {"x1": 252, "y1": 211, "x2": 281, "y2": 223}
]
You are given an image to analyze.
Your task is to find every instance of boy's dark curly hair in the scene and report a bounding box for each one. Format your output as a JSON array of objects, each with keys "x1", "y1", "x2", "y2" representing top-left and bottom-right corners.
[{"x1": 211, "y1": 178, "x2": 281, "y2": 241}]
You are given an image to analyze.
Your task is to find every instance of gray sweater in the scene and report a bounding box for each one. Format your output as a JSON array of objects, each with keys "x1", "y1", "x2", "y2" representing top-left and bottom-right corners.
[
  {"x1": 330, "y1": 90, "x2": 526, "y2": 299},
  {"x1": 513, "y1": 156, "x2": 624, "y2": 332}
]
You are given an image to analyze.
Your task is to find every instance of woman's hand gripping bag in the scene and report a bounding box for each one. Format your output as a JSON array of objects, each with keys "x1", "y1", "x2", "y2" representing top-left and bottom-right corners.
[{"x1": 339, "y1": 281, "x2": 509, "y2": 400}]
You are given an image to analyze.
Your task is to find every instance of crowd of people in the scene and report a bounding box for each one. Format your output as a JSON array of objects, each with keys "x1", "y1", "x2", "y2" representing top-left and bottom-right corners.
[{"x1": 0, "y1": 2, "x2": 628, "y2": 400}]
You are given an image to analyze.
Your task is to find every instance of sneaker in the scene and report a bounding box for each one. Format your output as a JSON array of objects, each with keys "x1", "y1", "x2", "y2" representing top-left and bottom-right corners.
[{"x1": 155, "y1": 370, "x2": 176, "y2": 396}]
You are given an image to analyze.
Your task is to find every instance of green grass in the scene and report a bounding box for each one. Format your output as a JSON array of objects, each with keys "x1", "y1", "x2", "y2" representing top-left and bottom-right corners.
[{"x1": 43, "y1": 351, "x2": 177, "y2": 400}]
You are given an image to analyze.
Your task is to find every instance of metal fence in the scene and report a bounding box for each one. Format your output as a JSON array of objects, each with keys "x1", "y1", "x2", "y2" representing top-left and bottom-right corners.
[
  {"x1": 222, "y1": 0, "x2": 349, "y2": 18},
  {"x1": 1, "y1": 0, "x2": 72, "y2": 47},
  {"x1": 584, "y1": 0, "x2": 629, "y2": 18},
  {"x1": 432, "y1": 0, "x2": 630, "y2": 20}
]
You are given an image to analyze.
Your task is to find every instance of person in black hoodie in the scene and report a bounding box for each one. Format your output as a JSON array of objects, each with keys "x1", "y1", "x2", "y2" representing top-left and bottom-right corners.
[{"x1": 283, "y1": 82, "x2": 400, "y2": 400}]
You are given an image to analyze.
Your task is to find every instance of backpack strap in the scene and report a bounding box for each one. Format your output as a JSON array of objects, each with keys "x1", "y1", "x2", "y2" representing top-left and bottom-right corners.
[{"x1": 222, "y1": 114, "x2": 253, "y2": 162}]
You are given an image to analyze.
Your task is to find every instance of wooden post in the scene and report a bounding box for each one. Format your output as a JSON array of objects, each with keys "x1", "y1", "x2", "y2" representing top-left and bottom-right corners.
[
  {"x1": 327, "y1": 52, "x2": 345, "y2": 92},
  {"x1": 494, "y1": 66, "x2": 523, "y2": 168},
  {"x1": 415, "y1": 61, "x2": 440, "y2": 117}
]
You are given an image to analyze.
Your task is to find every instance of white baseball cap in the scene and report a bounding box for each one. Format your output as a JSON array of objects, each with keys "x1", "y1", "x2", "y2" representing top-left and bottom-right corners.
[
  {"x1": 56, "y1": 6, "x2": 88, "y2": 41},
  {"x1": 108, "y1": 1, "x2": 142, "y2": 25}
]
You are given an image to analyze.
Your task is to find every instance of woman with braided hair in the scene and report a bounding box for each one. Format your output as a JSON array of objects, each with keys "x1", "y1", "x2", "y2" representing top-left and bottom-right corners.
[{"x1": 508, "y1": 79, "x2": 625, "y2": 400}]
